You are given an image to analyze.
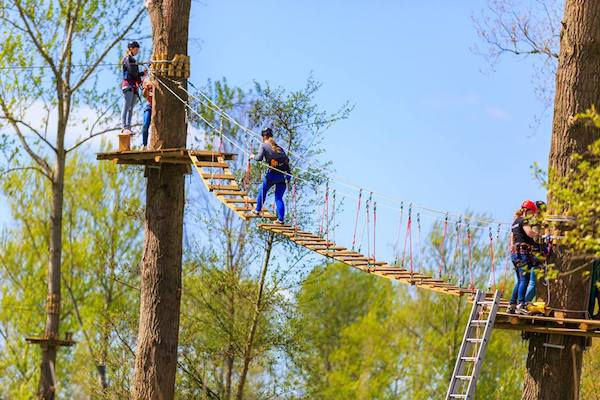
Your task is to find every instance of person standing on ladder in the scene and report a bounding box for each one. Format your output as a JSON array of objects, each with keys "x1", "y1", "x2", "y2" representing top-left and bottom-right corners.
[
  {"x1": 121, "y1": 41, "x2": 145, "y2": 135},
  {"x1": 508, "y1": 200, "x2": 540, "y2": 314},
  {"x1": 250, "y1": 128, "x2": 291, "y2": 225}
]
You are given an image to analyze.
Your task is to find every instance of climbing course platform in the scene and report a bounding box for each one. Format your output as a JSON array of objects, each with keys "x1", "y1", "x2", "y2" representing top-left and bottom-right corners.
[{"x1": 97, "y1": 148, "x2": 600, "y2": 338}]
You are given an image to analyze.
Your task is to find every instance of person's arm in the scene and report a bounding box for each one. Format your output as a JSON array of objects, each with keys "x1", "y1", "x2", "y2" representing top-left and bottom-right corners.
[
  {"x1": 252, "y1": 143, "x2": 266, "y2": 162},
  {"x1": 523, "y1": 224, "x2": 539, "y2": 240}
]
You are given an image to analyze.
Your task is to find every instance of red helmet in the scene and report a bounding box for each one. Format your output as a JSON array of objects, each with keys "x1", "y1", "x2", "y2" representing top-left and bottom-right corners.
[{"x1": 521, "y1": 200, "x2": 538, "y2": 214}]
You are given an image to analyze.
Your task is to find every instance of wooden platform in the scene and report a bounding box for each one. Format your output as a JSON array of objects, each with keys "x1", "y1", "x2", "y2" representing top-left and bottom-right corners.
[
  {"x1": 96, "y1": 148, "x2": 237, "y2": 167},
  {"x1": 26, "y1": 336, "x2": 76, "y2": 347}
]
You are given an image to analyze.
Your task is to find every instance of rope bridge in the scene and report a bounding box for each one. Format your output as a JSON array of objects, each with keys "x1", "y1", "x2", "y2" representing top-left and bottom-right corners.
[{"x1": 97, "y1": 148, "x2": 600, "y2": 338}]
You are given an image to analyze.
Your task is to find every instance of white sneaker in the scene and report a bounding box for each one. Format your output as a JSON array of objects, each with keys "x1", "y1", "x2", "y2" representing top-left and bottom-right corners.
[{"x1": 516, "y1": 304, "x2": 530, "y2": 315}]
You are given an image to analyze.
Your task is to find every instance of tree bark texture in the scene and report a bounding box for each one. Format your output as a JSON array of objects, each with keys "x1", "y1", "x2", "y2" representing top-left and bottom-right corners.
[
  {"x1": 39, "y1": 135, "x2": 66, "y2": 400},
  {"x1": 522, "y1": 2, "x2": 600, "y2": 399},
  {"x1": 132, "y1": 1, "x2": 191, "y2": 399}
]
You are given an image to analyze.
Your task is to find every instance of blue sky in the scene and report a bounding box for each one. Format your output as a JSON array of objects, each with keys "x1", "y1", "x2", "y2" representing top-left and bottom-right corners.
[
  {"x1": 1, "y1": 1, "x2": 553, "y2": 266},
  {"x1": 188, "y1": 1, "x2": 551, "y2": 260}
]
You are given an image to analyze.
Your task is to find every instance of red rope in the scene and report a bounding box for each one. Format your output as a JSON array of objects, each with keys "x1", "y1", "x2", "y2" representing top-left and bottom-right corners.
[
  {"x1": 243, "y1": 144, "x2": 252, "y2": 189},
  {"x1": 365, "y1": 195, "x2": 371, "y2": 264},
  {"x1": 373, "y1": 201, "x2": 377, "y2": 262},
  {"x1": 319, "y1": 184, "x2": 328, "y2": 237},
  {"x1": 351, "y1": 189, "x2": 363, "y2": 250},
  {"x1": 453, "y1": 217, "x2": 462, "y2": 283},
  {"x1": 489, "y1": 227, "x2": 496, "y2": 291},
  {"x1": 438, "y1": 214, "x2": 449, "y2": 277},
  {"x1": 291, "y1": 181, "x2": 297, "y2": 228},
  {"x1": 467, "y1": 224, "x2": 474, "y2": 289},
  {"x1": 416, "y1": 212, "x2": 421, "y2": 272},
  {"x1": 394, "y1": 202, "x2": 404, "y2": 263},
  {"x1": 332, "y1": 190, "x2": 336, "y2": 242},
  {"x1": 500, "y1": 231, "x2": 513, "y2": 295},
  {"x1": 325, "y1": 183, "x2": 329, "y2": 245},
  {"x1": 402, "y1": 206, "x2": 413, "y2": 272}
]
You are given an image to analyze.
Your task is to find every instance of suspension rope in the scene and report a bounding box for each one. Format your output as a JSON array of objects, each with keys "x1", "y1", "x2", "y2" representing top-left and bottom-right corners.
[
  {"x1": 394, "y1": 202, "x2": 405, "y2": 264},
  {"x1": 291, "y1": 181, "x2": 298, "y2": 228},
  {"x1": 402, "y1": 205, "x2": 413, "y2": 273},
  {"x1": 373, "y1": 201, "x2": 377, "y2": 262},
  {"x1": 416, "y1": 212, "x2": 422, "y2": 273},
  {"x1": 438, "y1": 213, "x2": 449, "y2": 278},
  {"x1": 500, "y1": 231, "x2": 513, "y2": 295},
  {"x1": 488, "y1": 226, "x2": 496, "y2": 291},
  {"x1": 467, "y1": 223, "x2": 474, "y2": 289},
  {"x1": 319, "y1": 183, "x2": 329, "y2": 237},
  {"x1": 452, "y1": 217, "x2": 462, "y2": 284},
  {"x1": 352, "y1": 189, "x2": 363, "y2": 250},
  {"x1": 332, "y1": 190, "x2": 336, "y2": 243},
  {"x1": 365, "y1": 193, "x2": 372, "y2": 265}
]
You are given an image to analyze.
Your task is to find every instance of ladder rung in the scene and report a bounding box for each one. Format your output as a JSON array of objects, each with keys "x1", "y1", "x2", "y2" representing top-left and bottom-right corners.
[
  {"x1": 470, "y1": 320, "x2": 487, "y2": 325},
  {"x1": 456, "y1": 375, "x2": 472, "y2": 380},
  {"x1": 461, "y1": 357, "x2": 478, "y2": 362},
  {"x1": 449, "y1": 395, "x2": 467, "y2": 399},
  {"x1": 466, "y1": 338, "x2": 483, "y2": 343},
  {"x1": 477, "y1": 301, "x2": 495, "y2": 306}
]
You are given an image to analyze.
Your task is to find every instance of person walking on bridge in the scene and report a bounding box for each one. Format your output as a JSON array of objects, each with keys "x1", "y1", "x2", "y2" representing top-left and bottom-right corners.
[{"x1": 250, "y1": 128, "x2": 291, "y2": 225}]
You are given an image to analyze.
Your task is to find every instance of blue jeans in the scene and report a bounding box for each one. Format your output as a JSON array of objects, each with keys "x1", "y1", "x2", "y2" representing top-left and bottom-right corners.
[
  {"x1": 142, "y1": 105, "x2": 151, "y2": 146},
  {"x1": 121, "y1": 88, "x2": 138, "y2": 130},
  {"x1": 256, "y1": 172, "x2": 287, "y2": 222},
  {"x1": 510, "y1": 253, "x2": 532, "y2": 305},
  {"x1": 525, "y1": 270, "x2": 536, "y2": 303}
]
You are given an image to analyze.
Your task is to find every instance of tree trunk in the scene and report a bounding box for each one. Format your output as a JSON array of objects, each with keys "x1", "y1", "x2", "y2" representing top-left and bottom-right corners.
[
  {"x1": 236, "y1": 233, "x2": 274, "y2": 400},
  {"x1": 522, "y1": 2, "x2": 600, "y2": 399},
  {"x1": 39, "y1": 149, "x2": 66, "y2": 400},
  {"x1": 132, "y1": 1, "x2": 191, "y2": 398}
]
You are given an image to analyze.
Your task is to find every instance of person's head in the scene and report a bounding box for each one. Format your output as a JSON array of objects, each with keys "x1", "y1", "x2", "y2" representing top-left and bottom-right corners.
[
  {"x1": 261, "y1": 127, "x2": 273, "y2": 142},
  {"x1": 518, "y1": 199, "x2": 538, "y2": 217},
  {"x1": 261, "y1": 127, "x2": 282, "y2": 153},
  {"x1": 127, "y1": 41, "x2": 140, "y2": 56}
]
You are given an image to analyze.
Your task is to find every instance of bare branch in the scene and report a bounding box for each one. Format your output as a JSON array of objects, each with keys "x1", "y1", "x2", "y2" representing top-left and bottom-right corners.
[
  {"x1": 0, "y1": 166, "x2": 50, "y2": 180},
  {"x1": 69, "y1": 7, "x2": 146, "y2": 94},
  {"x1": 0, "y1": 96, "x2": 53, "y2": 176},
  {"x1": 66, "y1": 126, "x2": 121, "y2": 154}
]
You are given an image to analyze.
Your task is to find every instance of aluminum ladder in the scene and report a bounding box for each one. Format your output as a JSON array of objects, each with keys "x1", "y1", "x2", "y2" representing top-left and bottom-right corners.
[{"x1": 445, "y1": 289, "x2": 500, "y2": 400}]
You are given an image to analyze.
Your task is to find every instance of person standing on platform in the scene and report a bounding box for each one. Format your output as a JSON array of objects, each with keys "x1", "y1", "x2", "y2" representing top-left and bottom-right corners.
[{"x1": 121, "y1": 41, "x2": 144, "y2": 135}]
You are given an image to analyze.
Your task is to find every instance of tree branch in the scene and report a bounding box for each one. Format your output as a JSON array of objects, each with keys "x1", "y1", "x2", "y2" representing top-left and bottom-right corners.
[
  {"x1": 69, "y1": 7, "x2": 146, "y2": 94},
  {"x1": 13, "y1": 0, "x2": 59, "y2": 77},
  {"x1": 0, "y1": 97, "x2": 53, "y2": 177},
  {"x1": 66, "y1": 126, "x2": 121, "y2": 154}
]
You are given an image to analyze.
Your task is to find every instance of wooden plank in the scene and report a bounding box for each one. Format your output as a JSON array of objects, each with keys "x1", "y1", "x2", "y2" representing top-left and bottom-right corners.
[
  {"x1": 223, "y1": 198, "x2": 256, "y2": 204},
  {"x1": 209, "y1": 185, "x2": 240, "y2": 191},
  {"x1": 494, "y1": 323, "x2": 600, "y2": 338},
  {"x1": 214, "y1": 190, "x2": 248, "y2": 196},
  {"x1": 202, "y1": 173, "x2": 237, "y2": 180},
  {"x1": 495, "y1": 312, "x2": 600, "y2": 327},
  {"x1": 196, "y1": 161, "x2": 229, "y2": 168}
]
